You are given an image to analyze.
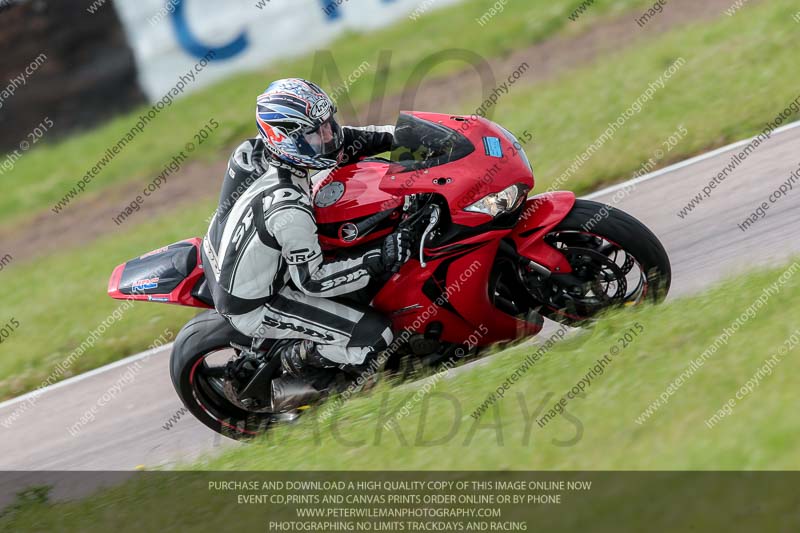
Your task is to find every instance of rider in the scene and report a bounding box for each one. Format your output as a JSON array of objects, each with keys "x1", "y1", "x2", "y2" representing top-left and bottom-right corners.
[{"x1": 201, "y1": 78, "x2": 411, "y2": 408}]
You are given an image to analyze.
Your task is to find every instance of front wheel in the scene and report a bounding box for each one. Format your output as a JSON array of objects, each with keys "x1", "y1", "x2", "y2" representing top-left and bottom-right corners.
[{"x1": 524, "y1": 199, "x2": 671, "y2": 326}]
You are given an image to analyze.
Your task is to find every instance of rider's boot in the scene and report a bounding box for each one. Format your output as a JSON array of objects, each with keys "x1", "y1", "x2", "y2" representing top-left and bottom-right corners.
[{"x1": 269, "y1": 340, "x2": 337, "y2": 412}]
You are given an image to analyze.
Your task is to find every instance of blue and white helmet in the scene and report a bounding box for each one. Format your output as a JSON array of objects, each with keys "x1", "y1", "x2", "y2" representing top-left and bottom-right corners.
[{"x1": 256, "y1": 78, "x2": 344, "y2": 170}]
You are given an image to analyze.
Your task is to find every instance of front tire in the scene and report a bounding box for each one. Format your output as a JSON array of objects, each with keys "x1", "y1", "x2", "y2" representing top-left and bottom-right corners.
[{"x1": 527, "y1": 199, "x2": 671, "y2": 326}]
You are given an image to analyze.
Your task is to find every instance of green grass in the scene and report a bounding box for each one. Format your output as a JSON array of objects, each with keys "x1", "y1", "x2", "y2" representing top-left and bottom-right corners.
[
  {"x1": 468, "y1": 0, "x2": 800, "y2": 193},
  {"x1": 2, "y1": 259, "x2": 800, "y2": 531},
  {"x1": 192, "y1": 260, "x2": 800, "y2": 471},
  {"x1": 2, "y1": 0, "x2": 797, "y2": 399},
  {"x1": 0, "y1": 0, "x2": 650, "y2": 227},
  {"x1": 0, "y1": 203, "x2": 212, "y2": 399}
]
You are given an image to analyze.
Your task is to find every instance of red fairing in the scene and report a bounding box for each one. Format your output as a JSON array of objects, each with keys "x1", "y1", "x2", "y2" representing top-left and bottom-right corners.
[
  {"x1": 314, "y1": 161, "x2": 402, "y2": 222},
  {"x1": 107, "y1": 237, "x2": 211, "y2": 308},
  {"x1": 316, "y1": 112, "x2": 562, "y2": 346},
  {"x1": 509, "y1": 192, "x2": 576, "y2": 273},
  {"x1": 373, "y1": 230, "x2": 542, "y2": 345},
  {"x1": 313, "y1": 160, "x2": 403, "y2": 250},
  {"x1": 108, "y1": 112, "x2": 573, "y2": 349},
  {"x1": 379, "y1": 112, "x2": 535, "y2": 227}
]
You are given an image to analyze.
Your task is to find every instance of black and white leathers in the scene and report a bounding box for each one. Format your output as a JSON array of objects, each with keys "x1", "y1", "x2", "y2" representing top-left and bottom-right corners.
[{"x1": 201, "y1": 126, "x2": 395, "y2": 365}]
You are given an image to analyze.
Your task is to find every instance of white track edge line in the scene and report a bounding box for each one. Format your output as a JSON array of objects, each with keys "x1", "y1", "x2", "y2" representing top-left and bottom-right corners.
[
  {"x1": 3, "y1": 119, "x2": 799, "y2": 411},
  {"x1": 583, "y1": 119, "x2": 800, "y2": 200},
  {"x1": 0, "y1": 343, "x2": 174, "y2": 411}
]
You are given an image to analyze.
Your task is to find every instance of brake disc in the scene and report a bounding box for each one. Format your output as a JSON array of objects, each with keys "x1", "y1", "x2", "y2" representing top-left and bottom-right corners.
[{"x1": 552, "y1": 246, "x2": 628, "y2": 316}]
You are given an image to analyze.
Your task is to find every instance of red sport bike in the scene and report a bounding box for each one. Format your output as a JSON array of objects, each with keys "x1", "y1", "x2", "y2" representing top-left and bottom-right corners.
[{"x1": 108, "y1": 112, "x2": 670, "y2": 439}]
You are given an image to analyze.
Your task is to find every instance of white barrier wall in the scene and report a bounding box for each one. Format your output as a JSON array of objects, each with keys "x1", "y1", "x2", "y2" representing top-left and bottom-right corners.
[{"x1": 113, "y1": 0, "x2": 464, "y2": 102}]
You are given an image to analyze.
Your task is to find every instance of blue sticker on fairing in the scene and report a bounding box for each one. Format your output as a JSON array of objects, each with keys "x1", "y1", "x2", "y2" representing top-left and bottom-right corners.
[
  {"x1": 483, "y1": 137, "x2": 503, "y2": 158},
  {"x1": 131, "y1": 278, "x2": 160, "y2": 292}
]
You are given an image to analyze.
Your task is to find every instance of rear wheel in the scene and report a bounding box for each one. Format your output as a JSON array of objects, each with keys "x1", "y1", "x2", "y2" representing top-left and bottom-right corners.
[
  {"x1": 169, "y1": 311, "x2": 283, "y2": 440},
  {"x1": 524, "y1": 199, "x2": 671, "y2": 326}
]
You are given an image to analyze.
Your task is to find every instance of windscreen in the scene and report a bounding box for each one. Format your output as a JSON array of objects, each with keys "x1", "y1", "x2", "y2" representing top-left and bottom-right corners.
[{"x1": 389, "y1": 113, "x2": 475, "y2": 172}]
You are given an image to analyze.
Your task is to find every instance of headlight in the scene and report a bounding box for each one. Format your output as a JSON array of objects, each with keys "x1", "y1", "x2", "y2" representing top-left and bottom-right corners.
[{"x1": 464, "y1": 183, "x2": 528, "y2": 217}]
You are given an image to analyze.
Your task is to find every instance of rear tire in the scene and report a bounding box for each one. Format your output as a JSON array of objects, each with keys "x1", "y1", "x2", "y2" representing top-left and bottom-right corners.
[
  {"x1": 530, "y1": 199, "x2": 671, "y2": 326},
  {"x1": 169, "y1": 310, "x2": 275, "y2": 440}
]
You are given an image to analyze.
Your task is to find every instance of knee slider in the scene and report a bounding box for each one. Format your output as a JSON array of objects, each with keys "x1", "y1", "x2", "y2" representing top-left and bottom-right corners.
[{"x1": 348, "y1": 310, "x2": 392, "y2": 351}]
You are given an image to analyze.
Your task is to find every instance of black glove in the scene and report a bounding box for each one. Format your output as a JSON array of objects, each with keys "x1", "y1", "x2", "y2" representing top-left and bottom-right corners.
[{"x1": 365, "y1": 228, "x2": 413, "y2": 275}]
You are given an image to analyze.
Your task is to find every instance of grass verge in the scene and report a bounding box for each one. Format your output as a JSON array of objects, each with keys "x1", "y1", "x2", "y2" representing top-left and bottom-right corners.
[
  {"x1": 196, "y1": 259, "x2": 800, "y2": 471},
  {"x1": 1, "y1": 0, "x2": 651, "y2": 226},
  {"x1": 484, "y1": 0, "x2": 800, "y2": 194},
  {"x1": 1, "y1": 0, "x2": 797, "y2": 398},
  {"x1": 1, "y1": 258, "x2": 799, "y2": 530},
  {"x1": 0, "y1": 203, "x2": 212, "y2": 399}
]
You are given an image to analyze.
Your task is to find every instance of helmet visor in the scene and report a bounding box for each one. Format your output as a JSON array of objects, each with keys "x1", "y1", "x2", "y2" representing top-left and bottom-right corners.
[{"x1": 299, "y1": 116, "x2": 343, "y2": 159}]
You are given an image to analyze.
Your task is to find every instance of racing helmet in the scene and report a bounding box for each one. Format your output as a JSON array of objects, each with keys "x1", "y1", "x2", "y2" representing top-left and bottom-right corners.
[{"x1": 255, "y1": 78, "x2": 344, "y2": 170}]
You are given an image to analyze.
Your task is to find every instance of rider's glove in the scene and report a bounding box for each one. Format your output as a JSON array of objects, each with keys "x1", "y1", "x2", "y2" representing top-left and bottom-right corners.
[{"x1": 365, "y1": 228, "x2": 413, "y2": 275}]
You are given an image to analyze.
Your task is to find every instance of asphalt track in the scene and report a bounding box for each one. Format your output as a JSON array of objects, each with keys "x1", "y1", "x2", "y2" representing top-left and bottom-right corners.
[{"x1": 1, "y1": 122, "x2": 799, "y2": 472}]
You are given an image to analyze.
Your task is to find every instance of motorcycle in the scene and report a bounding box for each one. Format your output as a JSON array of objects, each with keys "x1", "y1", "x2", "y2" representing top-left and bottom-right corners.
[{"x1": 108, "y1": 111, "x2": 671, "y2": 439}]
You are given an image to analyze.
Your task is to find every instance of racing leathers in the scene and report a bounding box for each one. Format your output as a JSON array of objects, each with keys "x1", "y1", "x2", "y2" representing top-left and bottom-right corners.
[{"x1": 201, "y1": 126, "x2": 397, "y2": 367}]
